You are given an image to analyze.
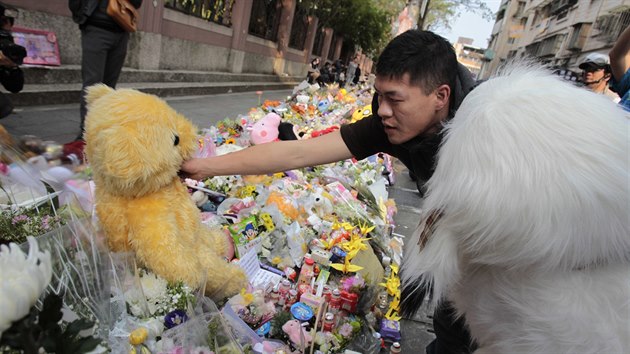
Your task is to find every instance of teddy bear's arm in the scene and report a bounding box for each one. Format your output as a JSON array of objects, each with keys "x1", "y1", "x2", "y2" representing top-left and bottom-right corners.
[{"x1": 95, "y1": 194, "x2": 132, "y2": 252}]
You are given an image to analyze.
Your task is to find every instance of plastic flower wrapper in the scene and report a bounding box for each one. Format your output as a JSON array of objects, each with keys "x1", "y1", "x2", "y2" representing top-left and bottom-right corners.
[
  {"x1": 215, "y1": 117, "x2": 244, "y2": 137},
  {"x1": 227, "y1": 288, "x2": 276, "y2": 330},
  {"x1": 1, "y1": 220, "x2": 106, "y2": 353},
  {"x1": 36, "y1": 218, "x2": 111, "y2": 327},
  {"x1": 331, "y1": 316, "x2": 362, "y2": 350},
  {"x1": 195, "y1": 296, "x2": 257, "y2": 353},
  {"x1": 108, "y1": 253, "x2": 200, "y2": 353},
  {"x1": 204, "y1": 175, "x2": 244, "y2": 195},
  {"x1": 0, "y1": 147, "x2": 96, "y2": 244},
  {"x1": 342, "y1": 319, "x2": 381, "y2": 354},
  {"x1": 194, "y1": 135, "x2": 217, "y2": 158},
  {"x1": 285, "y1": 221, "x2": 308, "y2": 267},
  {"x1": 0, "y1": 236, "x2": 52, "y2": 338}
]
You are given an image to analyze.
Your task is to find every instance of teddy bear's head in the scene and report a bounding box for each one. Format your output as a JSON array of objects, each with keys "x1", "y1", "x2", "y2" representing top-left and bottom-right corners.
[{"x1": 84, "y1": 85, "x2": 197, "y2": 197}]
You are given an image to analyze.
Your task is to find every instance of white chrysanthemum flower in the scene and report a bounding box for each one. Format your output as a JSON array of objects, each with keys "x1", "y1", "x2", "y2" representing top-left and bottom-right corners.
[
  {"x1": 0, "y1": 237, "x2": 52, "y2": 338},
  {"x1": 139, "y1": 272, "x2": 167, "y2": 302}
]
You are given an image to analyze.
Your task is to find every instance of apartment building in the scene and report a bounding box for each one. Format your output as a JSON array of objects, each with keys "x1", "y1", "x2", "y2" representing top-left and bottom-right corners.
[
  {"x1": 480, "y1": 0, "x2": 630, "y2": 79},
  {"x1": 454, "y1": 37, "x2": 485, "y2": 79}
]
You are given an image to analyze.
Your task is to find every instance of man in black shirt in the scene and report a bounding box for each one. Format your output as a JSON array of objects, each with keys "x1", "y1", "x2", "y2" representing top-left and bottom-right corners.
[
  {"x1": 68, "y1": 0, "x2": 142, "y2": 140},
  {"x1": 182, "y1": 30, "x2": 477, "y2": 353}
]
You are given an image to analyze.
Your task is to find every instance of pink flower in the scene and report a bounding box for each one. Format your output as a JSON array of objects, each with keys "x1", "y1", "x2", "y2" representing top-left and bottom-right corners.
[
  {"x1": 11, "y1": 215, "x2": 28, "y2": 225},
  {"x1": 338, "y1": 322, "x2": 353, "y2": 337},
  {"x1": 41, "y1": 215, "x2": 51, "y2": 230}
]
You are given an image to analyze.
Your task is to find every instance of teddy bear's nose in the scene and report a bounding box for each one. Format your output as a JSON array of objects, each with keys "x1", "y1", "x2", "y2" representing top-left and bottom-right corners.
[{"x1": 173, "y1": 134, "x2": 180, "y2": 146}]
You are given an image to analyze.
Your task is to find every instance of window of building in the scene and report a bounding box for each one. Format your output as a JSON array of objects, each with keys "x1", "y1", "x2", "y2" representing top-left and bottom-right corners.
[
  {"x1": 595, "y1": 9, "x2": 630, "y2": 44},
  {"x1": 328, "y1": 33, "x2": 337, "y2": 61},
  {"x1": 288, "y1": 4, "x2": 308, "y2": 50},
  {"x1": 514, "y1": 1, "x2": 526, "y2": 18},
  {"x1": 164, "y1": 0, "x2": 235, "y2": 27},
  {"x1": 567, "y1": 22, "x2": 591, "y2": 50},
  {"x1": 312, "y1": 23, "x2": 325, "y2": 56},
  {"x1": 520, "y1": 17, "x2": 528, "y2": 27},
  {"x1": 248, "y1": 0, "x2": 282, "y2": 41}
]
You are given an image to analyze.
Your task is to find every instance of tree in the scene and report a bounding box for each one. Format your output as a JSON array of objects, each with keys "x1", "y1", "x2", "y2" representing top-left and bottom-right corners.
[
  {"x1": 298, "y1": 0, "x2": 392, "y2": 58},
  {"x1": 420, "y1": 0, "x2": 494, "y2": 32}
]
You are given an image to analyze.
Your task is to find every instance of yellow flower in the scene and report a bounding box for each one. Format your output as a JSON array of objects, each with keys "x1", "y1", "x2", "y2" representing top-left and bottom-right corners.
[
  {"x1": 358, "y1": 220, "x2": 375, "y2": 235},
  {"x1": 129, "y1": 327, "x2": 148, "y2": 345},
  {"x1": 226, "y1": 138, "x2": 236, "y2": 145},
  {"x1": 241, "y1": 289, "x2": 254, "y2": 305},
  {"x1": 331, "y1": 249, "x2": 363, "y2": 274}
]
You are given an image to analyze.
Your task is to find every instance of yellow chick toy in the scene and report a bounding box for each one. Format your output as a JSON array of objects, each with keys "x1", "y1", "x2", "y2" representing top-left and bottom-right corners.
[{"x1": 350, "y1": 104, "x2": 372, "y2": 123}]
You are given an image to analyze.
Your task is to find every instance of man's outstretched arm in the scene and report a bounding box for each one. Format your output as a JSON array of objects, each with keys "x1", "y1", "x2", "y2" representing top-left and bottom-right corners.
[{"x1": 181, "y1": 130, "x2": 353, "y2": 180}]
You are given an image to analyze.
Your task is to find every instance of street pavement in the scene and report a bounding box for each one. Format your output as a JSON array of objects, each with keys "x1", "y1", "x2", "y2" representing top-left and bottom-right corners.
[{"x1": 1, "y1": 89, "x2": 435, "y2": 352}]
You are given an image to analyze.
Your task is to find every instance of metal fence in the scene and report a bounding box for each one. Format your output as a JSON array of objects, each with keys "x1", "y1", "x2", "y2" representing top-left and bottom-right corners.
[
  {"x1": 288, "y1": 5, "x2": 309, "y2": 50},
  {"x1": 248, "y1": 0, "x2": 281, "y2": 41},
  {"x1": 164, "y1": 0, "x2": 235, "y2": 27}
]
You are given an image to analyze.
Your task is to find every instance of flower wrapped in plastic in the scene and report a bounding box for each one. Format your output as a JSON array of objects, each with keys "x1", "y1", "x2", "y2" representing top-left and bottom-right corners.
[
  {"x1": 108, "y1": 253, "x2": 250, "y2": 353},
  {"x1": 0, "y1": 233, "x2": 103, "y2": 353}
]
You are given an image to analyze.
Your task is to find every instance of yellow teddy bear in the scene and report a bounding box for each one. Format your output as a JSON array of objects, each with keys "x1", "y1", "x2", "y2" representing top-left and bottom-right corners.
[{"x1": 84, "y1": 85, "x2": 247, "y2": 300}]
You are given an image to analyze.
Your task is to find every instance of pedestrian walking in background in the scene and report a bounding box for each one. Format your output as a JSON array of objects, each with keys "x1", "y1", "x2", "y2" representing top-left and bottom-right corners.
[{"x1": 345, "y1": 55, "x2": 358, "y2": 87}]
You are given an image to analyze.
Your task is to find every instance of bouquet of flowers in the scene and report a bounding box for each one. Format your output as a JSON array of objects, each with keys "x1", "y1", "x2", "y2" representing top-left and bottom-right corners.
[{"x1": 0, "y1": 236, "x2": 101, "y2": 354}]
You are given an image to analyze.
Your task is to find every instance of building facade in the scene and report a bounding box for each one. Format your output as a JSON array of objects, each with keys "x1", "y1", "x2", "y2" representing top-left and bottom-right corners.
[
  {"x1": 480, "y1": 0, "x2": 630, "y2": 79},
  {"x1": 5, "y1": 0, "x2": 372, "y2": 77},
  {"x1": 454, "y1": 37, "x2": 485, "y2": 79}
]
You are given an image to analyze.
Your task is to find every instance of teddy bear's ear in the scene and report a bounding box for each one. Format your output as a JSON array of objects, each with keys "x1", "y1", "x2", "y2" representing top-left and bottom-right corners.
[{"x1": 85, "y1": 84, "x2": 114, "y2": 106}]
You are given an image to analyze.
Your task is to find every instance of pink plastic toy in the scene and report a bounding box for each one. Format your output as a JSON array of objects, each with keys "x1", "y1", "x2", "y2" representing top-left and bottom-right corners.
[
  {"x1": 249, "y1": 112, "x2": 281, "y2": 145},
  {"x1": 282, "y1": 319, "x2": 313, "y2": 346}
]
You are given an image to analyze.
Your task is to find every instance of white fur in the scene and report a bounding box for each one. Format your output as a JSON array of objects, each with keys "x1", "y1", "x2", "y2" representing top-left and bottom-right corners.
[{"x1": 401, "y1": 64, "x2": 630, "y2": 353}]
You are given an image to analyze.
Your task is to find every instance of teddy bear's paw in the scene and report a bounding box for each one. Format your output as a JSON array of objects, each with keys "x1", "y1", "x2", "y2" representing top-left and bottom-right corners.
[{"x1": 205, "y1": 266, "x2": 248, "y2": 301}]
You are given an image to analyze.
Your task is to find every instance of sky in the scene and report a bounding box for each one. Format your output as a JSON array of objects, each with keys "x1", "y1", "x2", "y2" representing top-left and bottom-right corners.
[{"x1": 436, "y1": 0, "x2": 503, "y2": 48}]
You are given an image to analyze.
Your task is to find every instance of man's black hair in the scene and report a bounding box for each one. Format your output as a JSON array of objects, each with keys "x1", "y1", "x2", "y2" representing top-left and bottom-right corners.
[{"x1": 376, "y1": 30, "x2": 458, "y2": 97}]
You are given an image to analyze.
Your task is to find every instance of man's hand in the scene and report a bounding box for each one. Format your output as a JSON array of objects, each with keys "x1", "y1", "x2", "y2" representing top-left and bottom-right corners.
[
  {"x1": 180, "y1": 157, "x2": 211, "y2": 181},
  {"x1": 0, "y1": 52, "x2": 17, "y2": 68}
]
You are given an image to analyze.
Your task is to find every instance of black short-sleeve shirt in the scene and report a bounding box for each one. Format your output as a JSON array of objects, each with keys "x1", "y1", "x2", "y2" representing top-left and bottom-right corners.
[{"x1": 340, "y1": 115, "x2": 442, "y2": 185}]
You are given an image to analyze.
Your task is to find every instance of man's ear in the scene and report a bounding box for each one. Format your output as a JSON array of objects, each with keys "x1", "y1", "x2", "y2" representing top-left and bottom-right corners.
[{"x1": 434, "y1": 84, "x2": 451, "y2": 111}]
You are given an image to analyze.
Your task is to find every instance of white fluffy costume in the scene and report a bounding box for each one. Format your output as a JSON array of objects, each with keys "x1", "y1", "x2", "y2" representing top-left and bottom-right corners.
[{"x1": 400, "y1": 65, "x2": 629, "y2": 353}]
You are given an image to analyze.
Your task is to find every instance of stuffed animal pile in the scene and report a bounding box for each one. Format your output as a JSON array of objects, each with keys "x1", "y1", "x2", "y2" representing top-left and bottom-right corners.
[
  {"x1": 84, "y1": 85, "x2": 247, "y2": 300},
  {"x1": 401, "y1": 65, "x2": 629, "y2": 352}
]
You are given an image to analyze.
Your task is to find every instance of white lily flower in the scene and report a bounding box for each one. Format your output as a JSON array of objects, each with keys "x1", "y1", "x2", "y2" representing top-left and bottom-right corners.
[{"x1": 0, "y1": 236, "x2": 52, "y2": 338}]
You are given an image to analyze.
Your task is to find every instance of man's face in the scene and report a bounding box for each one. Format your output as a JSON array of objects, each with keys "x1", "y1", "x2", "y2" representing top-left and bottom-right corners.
[
  {"x1": 375, "y1": 73, "x2": 446, "y2": 145},
  {"x1": 582, "y1": 66, "x2": 606, "y2": 87}
]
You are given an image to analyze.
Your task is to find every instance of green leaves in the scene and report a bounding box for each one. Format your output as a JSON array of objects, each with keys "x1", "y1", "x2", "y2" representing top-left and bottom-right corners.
[
  {"x1": 425, "y1": 0, "x2": 495, "y2": 32},
  {"x1": 299, "y1": 0, "x2": 393, "y2": 57}
]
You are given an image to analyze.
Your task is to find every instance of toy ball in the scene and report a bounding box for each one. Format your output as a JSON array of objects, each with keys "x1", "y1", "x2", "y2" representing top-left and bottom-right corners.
[{"x1": 351, "y1": 104, "x2": 372, "y2": 123}]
